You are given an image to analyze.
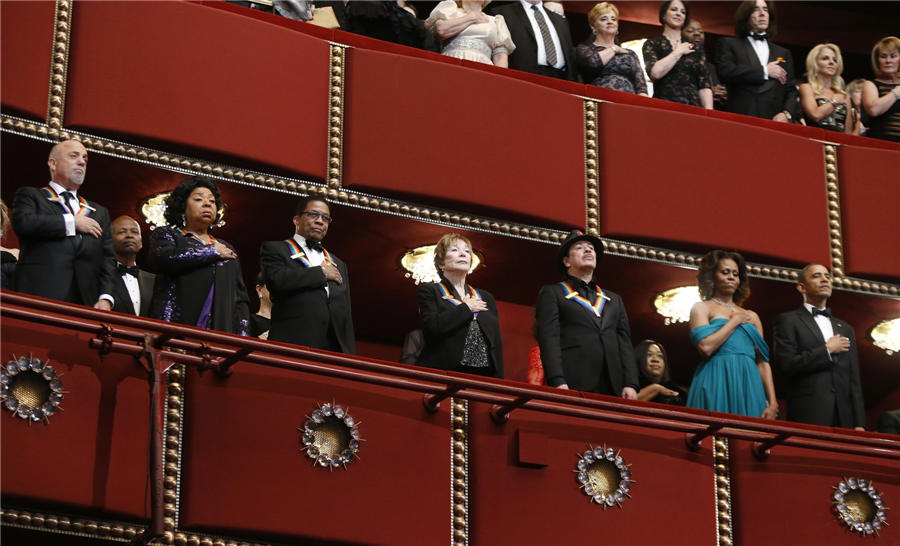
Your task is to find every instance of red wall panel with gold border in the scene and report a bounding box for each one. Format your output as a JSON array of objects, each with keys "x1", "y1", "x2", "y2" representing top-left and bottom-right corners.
[
  {"x1": 177, "y1": 364, "x2": 449, "y2": 543},
  {"x1": 838, "y1": 145, "x2": 900, "y2": 280},
  {"x1": 0, "y1": 315, "x2": 150, "y2": 519},
  {"x1": 467, "y1": 403, "x2": 717, "y2": 544},
  {"x1": 0, "y1": 1, "x2": 55, "y2": 121},
  {"x1": 596, "y1": 101, "x2": 832, "y2": 266},
  {"x1": 342, "y1": 47, "x2": 586, "y2": 226},
  {"x1": 62, "y1": 1, "x2": 329, "y2": 179},
  {"x1": 729, "y1": 438, "x2": 899, "y2": 544}
]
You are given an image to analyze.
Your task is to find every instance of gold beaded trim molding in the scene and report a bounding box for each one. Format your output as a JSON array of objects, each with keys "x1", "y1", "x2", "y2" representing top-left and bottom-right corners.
[
  {"x1": 1, "y1": 116, "x2": 897, "y2": 298},
  {"x1": 0, "y1": 507, "x2": 272, "y2": 546},
  {"x1": 450, "y1": 398, "x2": 469, "y2": 546},
  {"x1": 46, "y1": 0, "x2": 73, "y2": 129},
  {"x1": 584, "y1": 100, "x2": 600, "y2": 235},
  {"x1": 823, "y1": 145, "x2": 846, "y2": 277},
  {"x1": 0, "y1": 507, "x2": 143, "y2": 542},
  {"x1": 713, "y1": 437, "x2": 734, "y2": 546},
  {"x1": 326, "y1": 43, "x2": 347, "y2": 189},
  {"x1": 163, "y1": 365, "x2": 187, "y2": 537}
]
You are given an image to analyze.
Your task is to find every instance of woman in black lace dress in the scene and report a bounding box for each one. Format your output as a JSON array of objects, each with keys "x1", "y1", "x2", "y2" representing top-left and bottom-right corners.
[
  {"x1": 862, "y1": 36, "x2": 900, "y2": 142},
  {"x1": 642, "y1": 0, "x2": 711, "y2": 109},
  {"x1": 799, "y1": 43, "x2": 859, "y2": 134},
  {"x1": 576, "y1": 3, "x2": 648, "y2": 96}
]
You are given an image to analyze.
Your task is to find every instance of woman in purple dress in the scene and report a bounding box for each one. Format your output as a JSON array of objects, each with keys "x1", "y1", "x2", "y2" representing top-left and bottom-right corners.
[
  {"x1": 149, "y1": 176, "x2": 249, "y2": 335},
  {"x1": 576, "y1": 3, "x2": 648, "y2": 96}
]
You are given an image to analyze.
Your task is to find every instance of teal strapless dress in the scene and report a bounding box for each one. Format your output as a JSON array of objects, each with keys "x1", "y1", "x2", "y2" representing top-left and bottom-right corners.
[{"x1": 686, "y1": 318, "x2": 769, "y2": 417}]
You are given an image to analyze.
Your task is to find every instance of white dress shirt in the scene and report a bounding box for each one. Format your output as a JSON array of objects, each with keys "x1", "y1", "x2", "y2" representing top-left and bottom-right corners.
[
  {"x1": 747, "y1": 36, "x2": 770, "y2": 80},
  {"x1": 118, "y1": 262, "x2": 141, "y2": 314},
  {"x1": 804, "y1": 302, "x2": 835, "y2": 359},
  {"x1": 519, "y1": 0, "x2": 565, "y2": 70},
  {"x1": 294, "y1": 234, "x2": 329, "y2": 295},
  {"x1": 49, "y1": 181, "x2": 78, "y2": 236}
]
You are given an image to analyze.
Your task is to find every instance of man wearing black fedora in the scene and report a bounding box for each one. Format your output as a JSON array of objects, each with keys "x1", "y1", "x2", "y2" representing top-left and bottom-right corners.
[{"x1": 535, "y1": 230, "x2": 639, "y2": 398}]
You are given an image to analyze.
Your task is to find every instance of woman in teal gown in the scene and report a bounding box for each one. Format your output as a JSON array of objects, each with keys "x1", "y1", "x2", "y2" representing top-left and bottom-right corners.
[{"x1": 686, "y1": 250, "x2": 778, "y2": 419}]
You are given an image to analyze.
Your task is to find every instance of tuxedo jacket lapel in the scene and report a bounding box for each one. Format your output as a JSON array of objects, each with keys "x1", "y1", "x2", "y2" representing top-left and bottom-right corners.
[
  {"x1": 796, "y1": 307, "x2": 826, "y2": 344},
  {"x1": 138, "y1": 270, "x2": 154, "y2": 316}
]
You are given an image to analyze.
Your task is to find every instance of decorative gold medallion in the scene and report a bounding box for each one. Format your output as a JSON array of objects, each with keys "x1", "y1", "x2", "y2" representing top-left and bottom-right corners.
[
  {"x1": 833, "y1": 477, "x2": 888, "y2": 535},
  {"x1": 575, "y1": 445, "x2": 633, "y2": 508},
  {"x1": 0, "y1": 356, "x2": 65, "y2": 422},
  {"x1": 299, "y1": 402, "x2": 361, "y2": 469}
]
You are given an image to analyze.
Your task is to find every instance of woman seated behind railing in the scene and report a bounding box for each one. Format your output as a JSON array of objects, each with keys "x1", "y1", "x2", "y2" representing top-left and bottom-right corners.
[
  {"x1": 799, "y1": 43, "x2": 860, "y2": 135},
  {"x1": 149, "y1": 176, "x2": 249, "y2": 335},
  {"x1": 425, "y1": 0, "x2": 515, "y2": 67},
  {"x1": 635, "y1": 339, "x2": 687, "y2": 405},
  {"x1": 576, "y1": 3, "x2": 648, "y2": 96},
  {"x1": 416, "y1": 233, "x2": 503, "y2": 379}
]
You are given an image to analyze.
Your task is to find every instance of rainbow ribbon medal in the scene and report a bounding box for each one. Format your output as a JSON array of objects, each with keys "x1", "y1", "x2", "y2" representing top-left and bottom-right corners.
[
  {"x1": 438, "y1": 282, "x2": 481, "y2": 317},
  {"x1": 41, "y1": 186, "x2": 96, "y2": 214},
  {"x1": 559, "y1": 281, "x2": 609, "y2": 318},
  {"x1": 284, "y1": 239, "x2": 334, "y2": 267}
]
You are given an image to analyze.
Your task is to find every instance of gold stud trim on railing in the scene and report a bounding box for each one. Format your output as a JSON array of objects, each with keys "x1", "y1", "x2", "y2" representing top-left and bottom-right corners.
[
  {"x1": 713, "y1": 437, "x2": 733, "y2": 546},
  {"x1": 0, "y1": 507, "x2": 143, "y2": 543},
  {"x1": 823, "y1": 145, "x2": 845, "y2": 278},
  {"x1": 163, "y1": 364, "x2": 187, "y2": 540},
  {"x1": 2, "y1": 116, "x2": 897, "y2": 298},
  {"x1": 47, "y1": 0, "x2": 73, "y2": 129},
  {"x1": 326, "y1": 44, "x2": 347, "y2": 189},
  {"x1": 584, "y1": 100, "x2": 600, "y2": 236},
  {"x1": 450, "y1": 398, "x2": 469, "y2": 546}
]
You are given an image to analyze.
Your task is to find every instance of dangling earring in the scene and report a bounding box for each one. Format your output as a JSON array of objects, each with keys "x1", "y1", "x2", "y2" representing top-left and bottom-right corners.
[{"x1": 181, "y1": 213, "x2": 186, "y2": 227}]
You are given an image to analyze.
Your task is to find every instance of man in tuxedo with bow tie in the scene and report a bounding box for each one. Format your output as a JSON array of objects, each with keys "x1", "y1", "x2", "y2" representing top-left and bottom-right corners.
[
  {"x1": 260, "y1": 196, "x2": 354, "y2": 354},
  {"x1": 109, "y1": 215, "x2": 155, "y2": 316},
  {"x1": 773, "y1": 264, "x2": 865, "y2": 430},
  {"x1": 11, "y1": 139, "x2": 115, "y2": 309},
  {"x1": 715, "y1": 0, "x2": 799, "y2": 122},
  {"x1": 535, "y1": 230, "x2": 638, "y2": 398}
]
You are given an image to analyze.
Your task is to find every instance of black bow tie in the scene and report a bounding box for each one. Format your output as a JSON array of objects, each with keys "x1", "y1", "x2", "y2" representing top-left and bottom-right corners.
[
  {"x1": 118, "y1": 264, "x2": 139, "y2": 277},
  {"x1": 307, "y1": 241, "x2": 324, "y2": 252},
  {"x1": 812, "y1": 307, "x2": 831, "y2": 318},
  {"x1": 749, "y1": 32, "x2": 767, "y2": 41}
]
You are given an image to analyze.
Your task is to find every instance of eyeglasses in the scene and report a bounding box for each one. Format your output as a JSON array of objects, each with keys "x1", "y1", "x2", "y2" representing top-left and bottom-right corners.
[{"x1": 301, "y1": 210, "x2": 333, "y2": 224}]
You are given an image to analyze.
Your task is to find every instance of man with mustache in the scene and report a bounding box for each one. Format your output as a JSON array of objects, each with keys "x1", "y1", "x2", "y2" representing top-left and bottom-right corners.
[
  {"x1": 260, "y1": 196, "x2": 355, "y2": 354},
  {"x1": 11, "y1": 139, "x2": 116, "y2": 309}
]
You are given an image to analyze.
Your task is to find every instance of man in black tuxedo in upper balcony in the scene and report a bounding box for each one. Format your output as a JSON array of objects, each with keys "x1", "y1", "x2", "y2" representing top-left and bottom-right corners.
[
  {"x1": 109, "y1": 215, "x2": 154, "y2": 316},
  {"x1": 773, "y1": 264, "x2": 865, "y2": 430},
  {"x1": 260, "y1": 196, "x2": 355, "y2": 354},
  {"x1": 715, "y1": 0, "x2": 800, "y2": 122},
  {"x1": 489, "y1": 0, "x2": 576, "y2": 80},
  {"x1": 11, "y1": 139, "x2": 115, "y2": 309}
]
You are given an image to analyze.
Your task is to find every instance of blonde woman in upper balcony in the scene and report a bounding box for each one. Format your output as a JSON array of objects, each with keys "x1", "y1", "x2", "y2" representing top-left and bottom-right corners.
[
  {"x1": 576, "y1": 3, "x2": 648, "y2": 96},
  {"x1": 425, "y1": 0, "x2": 515, "y2": 67},
  {"x1": 686, "y1": 250, "x2": 778, "y2": 419},
  {"x1": 799, "y1": 44, "x2": 859, "y2": 135},
  {"x1": 862, "y1": 36, "x2": 900, "y2": 142},
  {"x1": 642, "y1": 0, "x2": 712, "y2": 109}
]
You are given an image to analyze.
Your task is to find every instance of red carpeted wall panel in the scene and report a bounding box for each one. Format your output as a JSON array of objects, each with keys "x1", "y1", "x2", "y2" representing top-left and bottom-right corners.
[
  {"x1": 0, "y1": 315, "x2": 150, "y2": 518},
  {"x1": 838, "y1": 145, "x2": 900, "y2": 280},
  {"x1": 178, "y1": 363, "x2": 448, "y2": 543},
  {"x1": 63, "y1": 1, "x2": 329, "y2": 178},
  {"x1": 468, "y1": 402, "x2": 716, "y2": 544},
  {"x1": 342, "y1": 48, "x2": 585, "y2": 226},
  {"x1": 597, "y1": 101, "x2": 831, "y2": 265},
  {"x1": 0, "y1": 1, "x2": 55, "y2": 121},
  {"x1": 730, "y1": 439, "x2": 899, "y2": 544}
]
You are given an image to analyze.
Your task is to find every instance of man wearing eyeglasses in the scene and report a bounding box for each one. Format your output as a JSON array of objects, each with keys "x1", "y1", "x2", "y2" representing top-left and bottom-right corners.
[{"x1": 260, "y1": 196, "x2": 355, "y2": 354}]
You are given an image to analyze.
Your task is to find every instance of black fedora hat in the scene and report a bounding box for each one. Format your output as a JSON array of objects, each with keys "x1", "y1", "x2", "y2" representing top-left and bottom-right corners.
[{"x1": 557, "y1": 229, "x2": 604, "y2": 275}]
